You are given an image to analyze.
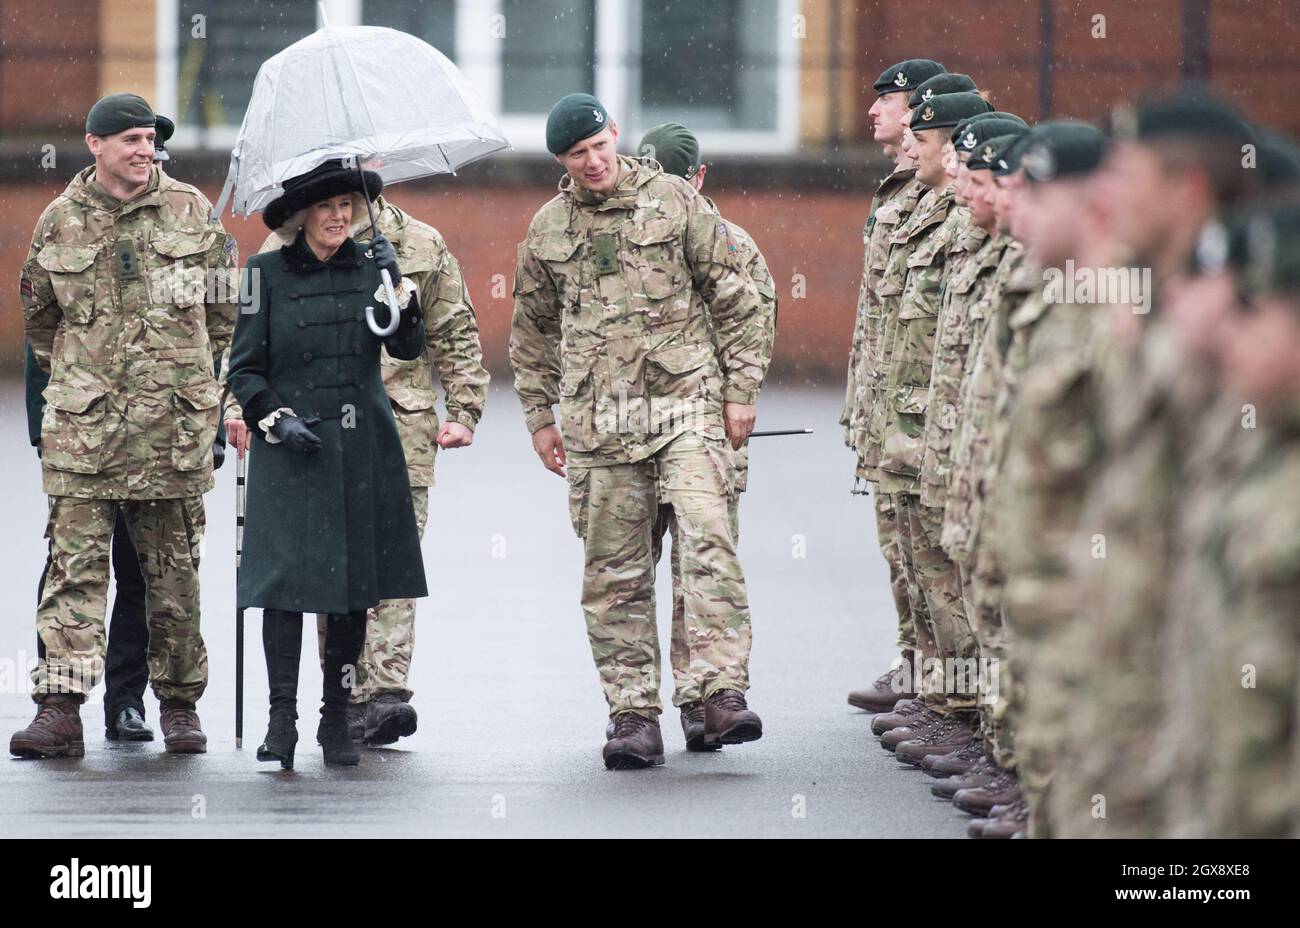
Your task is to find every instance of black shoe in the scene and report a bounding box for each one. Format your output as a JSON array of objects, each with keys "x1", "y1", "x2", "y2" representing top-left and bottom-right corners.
[
  {"x1": 363, "y1": 694, "x2": 417, "y2": 746},
  {"x1": 105, "y1": 707, "x2": 154, "y2": 742},
  {"x1": 256, "y1": 712, "x2": 298, "y2": 770},
  {"x1": 680, "y1": 701, "x2": 721, "y2": 752},
  {"x1": 318, "y1": 714, "x2": 360, "y2": 766}
]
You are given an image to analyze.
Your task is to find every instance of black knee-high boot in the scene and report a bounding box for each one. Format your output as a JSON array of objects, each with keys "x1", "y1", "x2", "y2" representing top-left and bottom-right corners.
[
  {"x1": 319, "y1": 611, "x2": 366, "y2": 766},
  {"x1": 257, "y1": 609, "x2": 302, "y2": 769}
]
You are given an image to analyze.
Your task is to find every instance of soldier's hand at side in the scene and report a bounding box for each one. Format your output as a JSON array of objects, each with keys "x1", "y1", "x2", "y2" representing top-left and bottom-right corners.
[
  {"x1": 723, "y1": 402, "x2": 757, "y2": 450},
  {"x1": 225, "y1": 418, "x2": 251, "y2": 459},
  {"x1": 212, "y1": 442, "x2": 226, "y2": 470},
  {"x1": 531, "y1": 424, "x2": 567, "y2": 478},
  {"x1": 436, "y1": 422, "x2": 474, "y2": 449}
]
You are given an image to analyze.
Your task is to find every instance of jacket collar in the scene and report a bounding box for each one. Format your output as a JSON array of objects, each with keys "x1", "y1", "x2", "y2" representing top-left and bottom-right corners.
[
  {"x1": 560, "y1": 155, "x2": 656, "y2": 208},
  {"x1": 281, "y1": 230, "x2": 363, "y2": 273},
  {"x1": 64, "y1": 164, "x2": 163, "y2": 215}
]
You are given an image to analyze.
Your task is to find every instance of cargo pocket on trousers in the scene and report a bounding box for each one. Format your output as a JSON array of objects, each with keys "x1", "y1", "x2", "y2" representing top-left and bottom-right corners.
[
  {"x1": 567, "y1": 467, "x2": 591, "y2": 539},
  {"x1": 172, "y1": 380, "x2": 221, "y2": 471}
]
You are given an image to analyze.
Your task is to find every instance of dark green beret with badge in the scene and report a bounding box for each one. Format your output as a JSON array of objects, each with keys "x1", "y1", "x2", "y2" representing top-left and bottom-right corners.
[
  {"x1": 952, "y1": 111, "x2": 1028, "y2": 146},
  {"x1": 1019, "y1": 121, "x2": 1106, "y2": 182},
  {"x1": 910, "y1": 91, "x2": 993, "y2": 133},
  {"x1": 1108, "y1": 86, "x2": 1253, "y2": 147},
  {"x1": 909, "y1": 73, "x2": 977, "y2": 109},
  {"x1": 153, "y1": 114, "x2": 175, "y2": 162},
  {"x1": 638, "y1": 122, "x2": 700, "y2": 179},
  {"x1": 953, "y1": 116, "x2": 1029, "y2": 158},
  {"x1": 873, "y1": 58, "x2": 946, "y2": 95},
  {"x1": 979, "y1": 133, "x2": 1032, "y2": 176},
  {"x1": 546, "y1": 92, "x2": 612, "y2": 155},
  {"x1": 1200, "y1": 203, "x2": 1300, "y2": 298},
  {"x1": 86, "y1": 92, "x2": 155, "y2": 136}
]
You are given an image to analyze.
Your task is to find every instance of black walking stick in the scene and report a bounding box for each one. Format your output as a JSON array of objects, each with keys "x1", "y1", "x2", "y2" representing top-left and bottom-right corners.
[
  {"x1": 235, "y1": 451, "x2": 246, "y2": 749},
  {"x1": 748, "y1": 428, "x2": 814, "y2": 437}
]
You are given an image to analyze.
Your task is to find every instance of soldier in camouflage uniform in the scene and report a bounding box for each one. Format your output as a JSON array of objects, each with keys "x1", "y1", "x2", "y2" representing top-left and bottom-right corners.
[
  {"x1": 11, "y1": 94, "x2": 235, "y2": 758},
  {"x1": 635, "y1": 123, "x2": 778, "y2": 752},
  {"x1": 866, "y1": 92, "x2": 991, "y2": 767},
  {"x1": 1045, "y1": 93, "x2": 1257, "y2": 838},
  {"x1": 509, "y1": 94, "x2": 774, "y2": 769},
  {"x1": 843, "y1": 59, "x2": 946, "y2": 713},
  {"x1": 225, "y1": 195, "x2": 489, "y2": 747},
  {"x1": 1155, "y1": 203, "x2": 1300, "y2": 837}
]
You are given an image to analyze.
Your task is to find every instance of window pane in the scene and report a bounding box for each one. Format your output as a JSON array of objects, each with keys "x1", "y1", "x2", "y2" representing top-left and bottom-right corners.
[
  {"x1": 363, "y1": 0, "x2": 457, "y2": 60},
  {"x1": 501, "y1": 0, "x2": 596, "y2": 114},
  {"x1": 640, "y1": 0, "x2": 778, "y2": 131},
  {"x1": 176, "y1": 0, "x2": 316, "y2": 128}
]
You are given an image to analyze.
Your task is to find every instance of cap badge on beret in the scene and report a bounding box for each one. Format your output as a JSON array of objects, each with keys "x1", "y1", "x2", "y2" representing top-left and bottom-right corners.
[
  {"x1": 922, "y1": 88, "x2": 935, "y2": 102},
  {"x1": 921, "y1": 106, "x2": 935, "y2": 122},
  {"x1": 894, "y1": 71, "x2": 908, "y2": 88},
  {"x1": 962, "y1": 131, "x2": 977, "y2": 150},
  {"x1": 998, "y1": 159, "x2": 1009, "y2": 171},
  {"x1": 1195, "y1": 221, "x2": 1230, "y2": 274},
  {"x1": 982, "y1": 144, "x2": 996, "y2": 162},
  {"x1": 593, "y1": 109, "x2": 604, "y2": 123},
  {"x1": 1023, "y1": 144, "x2": 1057, "y2": 181}
]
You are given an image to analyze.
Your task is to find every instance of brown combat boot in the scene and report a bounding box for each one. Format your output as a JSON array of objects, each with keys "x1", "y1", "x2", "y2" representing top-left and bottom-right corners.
[
  {"x1": 10, "y1": 695, "x2": 84, "y2": 759},
  {"x1": 848, "y1": 665, "x2": 917, "y2": 712},
  {"x1": 977, "y1": 798, "x2": 1029, "y2": 839},
  {"x1": 895, "y1": 716, "x2": 976, "y2": 766},
  {"x1": 931, "y1": 756, "x2": 998, "y2": 799},
  {"x1": 922, "y1": 738, "x2": 986, "y2": 777},
  {"x1": 871, "y1": 698, "x2": 925, "y2": 736},
  {"x1": 704, "y1": 689, "x2": 762, "y2": 746},
  {"x1": 680, "y1": 702, "x2": 720, "y2": 752},
  {"x1": 879, "y1": 707, "x2": 945, "y2": 751},
  {"x1": 953, "y1": 769, "x2": 1021, "y2": 815},
  {"x1": 159, "y1": 698, "x2": 207, "y2": 754},
  {"x1": 603, "y1": 711, "x2": 665, "y2": 770}
]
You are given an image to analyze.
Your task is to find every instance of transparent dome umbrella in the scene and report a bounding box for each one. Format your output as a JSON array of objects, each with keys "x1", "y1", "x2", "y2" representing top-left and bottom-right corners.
[{"x1": 213, "y1": 17, "x2": 510, "y2": 334}]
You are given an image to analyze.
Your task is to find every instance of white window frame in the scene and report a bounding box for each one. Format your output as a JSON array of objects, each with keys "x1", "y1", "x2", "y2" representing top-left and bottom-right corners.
[{"x1": 159, "y1": 0, "x2": 799, "y2": 155}]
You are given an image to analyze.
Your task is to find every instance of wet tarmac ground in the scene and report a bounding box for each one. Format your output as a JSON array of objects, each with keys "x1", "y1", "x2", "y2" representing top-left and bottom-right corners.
[{"x1": 0, "y1": 383, "x2": 967, "y2": 838}]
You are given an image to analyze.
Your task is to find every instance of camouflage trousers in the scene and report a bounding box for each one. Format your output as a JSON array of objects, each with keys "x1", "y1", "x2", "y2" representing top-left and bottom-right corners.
[
  {"x1": 314, "y1": 486, "x2": 429, "y2": 703},
  {"x1": 875, "y1": 491, "x2": 921, "y2": 654},
  {"x1": 896, "y1": 494, "x2": 977, "y2": 715},
  {"x1": 31, "y1": 495, "x2": 208, "y2": 703},
  {"x1": 653, "y1": 492, "x2": 741, "y2": 708},
  {"x1": 568, "y1": 432, "x2": 751, "y2": 717}
]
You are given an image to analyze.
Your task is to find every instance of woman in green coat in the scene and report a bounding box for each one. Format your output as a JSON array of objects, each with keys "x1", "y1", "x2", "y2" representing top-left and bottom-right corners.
[{"x1": 227, "y1": 161, "x2": 428, "y2": 768}]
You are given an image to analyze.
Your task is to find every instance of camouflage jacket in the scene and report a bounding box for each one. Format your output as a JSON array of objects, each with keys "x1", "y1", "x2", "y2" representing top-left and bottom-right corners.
[
  {"x1": 248, "y1": 196, "x2": 489, "y2": 487},
  {"x1": 873, "y1": 185, "x2": 963, "y2": 494},
  {"x1": 941, "y1": 245, "x2": 1028, "y2": 561},
  {"x1": 21, "y1": 165, "x2": 236, "y2": 500},
  {"x1": 918, "y1": 220, "x2": 992, "y2": 508},
  {"x1": 841, "y1": 166, "x2": 922, "y2": 472},
  {"x1": 698, "y1": 195, "x2": 777, "y2": 493},
  {"x1": 509, "y1": 155, "x2": 772, "y2": 466}
]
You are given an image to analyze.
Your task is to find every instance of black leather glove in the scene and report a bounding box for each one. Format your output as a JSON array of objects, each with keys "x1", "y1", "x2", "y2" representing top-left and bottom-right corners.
[
  {"x1": 269, "y1": 415, "x2": 322, "y2": 455},
  {"x1": 370, "y1": 234, "x2": 401, "y2": 283},
  {"x1": 212, "y1": 442, "x2": 225, "y2": 470}
]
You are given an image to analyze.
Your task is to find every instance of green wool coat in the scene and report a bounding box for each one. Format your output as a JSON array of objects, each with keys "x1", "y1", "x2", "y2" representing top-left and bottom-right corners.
[{"x1": 227, "y1": 233, "x2": 428, "y2": 614}]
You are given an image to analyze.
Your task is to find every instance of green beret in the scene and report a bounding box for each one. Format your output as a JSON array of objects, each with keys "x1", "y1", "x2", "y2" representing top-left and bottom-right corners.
[
  {"x1": 873, "y1": 59, "x2": 946, "y2": 95},
  {"x1": 909, "y1": 73, "x2": 977, "y2": 109},
  {"x1": 911, "y1": 92, "x2": 993, "y2": 132},
  {"x1": 638, "y1": 123, "x2": 700, "y2": 179},
  {"x1": 987, "y1": 134, "x2": 1034, "y2": 176},
  {"x1": 953, "y1": 117, "x2": 1029, "y2": 157},
  {"x1": 1109, "y1": 87, "x2": 1252, "y2": 147},
  {"x1": 952, "y1": 111, "x2": 1028, "y2": 145},
  {"x1": 1019, "y1": 121, "x2": 1106, "y2": 182},
  {"x1": 86, "y1": 92, "x2": 155, "y2": 137},
  {"x1": 153, "y1": 114, "x2": 175, "y2": 162},
  {"x1": 546, "y1": 93, "x2": 612, "y2": 155}
]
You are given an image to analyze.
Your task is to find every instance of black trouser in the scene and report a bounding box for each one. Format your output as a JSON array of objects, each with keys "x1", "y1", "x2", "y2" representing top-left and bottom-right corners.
[{"x1": 36, "y1": 509, "x2": 149, "y2": 726}]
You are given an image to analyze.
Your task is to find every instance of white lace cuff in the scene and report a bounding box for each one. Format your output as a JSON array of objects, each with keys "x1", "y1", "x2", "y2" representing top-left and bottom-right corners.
[
  {"x1": 259, "y1": 407, "x2": 296, "y2": 444},
  {"x1": 374, "y1": 276, "x2": 419, "y2": 308}
]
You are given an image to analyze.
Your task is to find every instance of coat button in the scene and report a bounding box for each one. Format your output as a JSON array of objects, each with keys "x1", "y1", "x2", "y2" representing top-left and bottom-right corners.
[
  {"x1": 298, "y1": 320, "x2": 306, "y2": 328},
  {"x1": 303, "y1": 352, "x2": 313, "y2": 362},
  {"x1": 306, "y1": 382, "x2": 314, "y2": 390}
]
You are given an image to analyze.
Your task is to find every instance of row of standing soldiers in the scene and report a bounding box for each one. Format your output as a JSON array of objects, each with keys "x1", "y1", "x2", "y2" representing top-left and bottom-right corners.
[{"x1": 842, "y1": 60, "x2": 1300, "y2": 838}]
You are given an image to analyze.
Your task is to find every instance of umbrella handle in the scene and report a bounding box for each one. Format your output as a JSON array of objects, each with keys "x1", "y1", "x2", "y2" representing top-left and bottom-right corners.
[{"x1": 365, "y1": 268, "x2": 402, "y2": 337}]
